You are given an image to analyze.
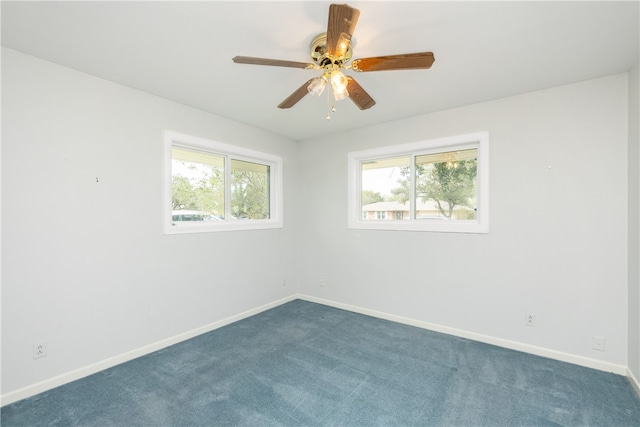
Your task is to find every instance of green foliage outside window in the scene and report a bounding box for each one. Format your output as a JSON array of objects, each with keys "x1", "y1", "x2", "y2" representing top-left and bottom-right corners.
[
  {"x1": 172, "y1": 147, "x2": 270, "y2": 221},
  {"x1": 230, "y1": 160, "x2": 270, "y2": 220},
  {"x1": 390, "y1": 149, "x2": 477, "y2": 219}
]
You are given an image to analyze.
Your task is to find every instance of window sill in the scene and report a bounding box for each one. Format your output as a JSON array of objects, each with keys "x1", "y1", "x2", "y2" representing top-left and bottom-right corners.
[{"x1": 348, "y1": 219, "x2": 488, "y2": 234}]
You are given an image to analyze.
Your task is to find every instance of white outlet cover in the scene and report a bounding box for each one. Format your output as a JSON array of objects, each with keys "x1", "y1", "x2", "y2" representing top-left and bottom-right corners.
[
  {"x1": 525, "y1": 313, "x2": 535, "y2": 326},
  {"x1": 33, "y1": 341, "x2": 47, "y2": 359},
  {"x1": 592, "y1": 336, "x2": 605, "y2": 351}
]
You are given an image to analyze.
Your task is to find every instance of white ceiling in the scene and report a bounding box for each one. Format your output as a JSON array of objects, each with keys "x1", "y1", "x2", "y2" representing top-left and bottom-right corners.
[{"x1": 2, "y1": 1, "x2": 639, "y2": 141}]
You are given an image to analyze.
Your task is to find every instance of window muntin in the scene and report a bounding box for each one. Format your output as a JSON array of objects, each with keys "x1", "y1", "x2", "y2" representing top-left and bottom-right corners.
[
  {"x1": 164, "y1": 131, "x2": 283, "y2": 234},
  {"x1": 348, "y1": 133, "x2": 488, "y2": 233}
]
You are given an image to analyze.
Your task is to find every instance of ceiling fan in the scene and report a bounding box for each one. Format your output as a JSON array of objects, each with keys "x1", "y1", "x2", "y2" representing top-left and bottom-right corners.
[{"x1": 232, "y1": 3, "x2": 435, "y2": 113}]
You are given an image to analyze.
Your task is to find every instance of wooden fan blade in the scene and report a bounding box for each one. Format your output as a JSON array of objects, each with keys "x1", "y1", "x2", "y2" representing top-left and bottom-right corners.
[
  {"x1": 346, "y1": 76, "x2": 375, "y2": 110},
  {"x1": 351, "y1": 52, "x2": 435, "y2": 72},
  {"x1": 233, "y1": 56, "x2": 314, "y2": 69},
  {"x1": 326, "y1": 4, "x2": 360, "y2": 58},
  {"x1": 278, "y1": 79, "x2": 313, "y2": 109}
]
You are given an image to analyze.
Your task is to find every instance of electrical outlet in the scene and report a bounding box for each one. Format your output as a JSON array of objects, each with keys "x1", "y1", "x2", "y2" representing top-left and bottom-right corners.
[
  {"x1": 525, "y1": 313, "x2": 535, "y2": 327},
  {"x1": 319, "y1": 277, "x2": 325, "y2": 287},
  {"x1": 592, "y1": 336, "x2": 605, "y2": 352},
  {"x1": 33, "y1": 341, "x2": 47, "y2": 359},
  {"x1": 282, "y1": 279, "x2": 286, "y2": 287}
]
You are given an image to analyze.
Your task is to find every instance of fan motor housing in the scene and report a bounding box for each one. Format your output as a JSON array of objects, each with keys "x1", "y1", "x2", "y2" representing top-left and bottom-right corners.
[{"x1": 310, "y1": 33, "x2": 352, "y2": 68}]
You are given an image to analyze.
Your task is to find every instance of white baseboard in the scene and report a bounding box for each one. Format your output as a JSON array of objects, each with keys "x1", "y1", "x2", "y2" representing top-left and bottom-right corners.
[
  {"x1": 2, "y1": 294, "x2": 634, "y2": 407},
  {"x1": 298, "y1": 294, "x2": 629, "y2": 376},
  {"x1": 628, "y1": 367, "x2": 640, "y2": 398},
  {"x1": 1, "y1": 295, "x2": 297, "y2": 407}
]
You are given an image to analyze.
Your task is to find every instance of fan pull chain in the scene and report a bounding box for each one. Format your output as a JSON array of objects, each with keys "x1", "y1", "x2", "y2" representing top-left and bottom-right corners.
[
  {"x1": 326, "y1": 87, "x2": 331, "y2": 121},
  {"x1": 326, "y1": 87, "x2": 337, "y2": 121}
]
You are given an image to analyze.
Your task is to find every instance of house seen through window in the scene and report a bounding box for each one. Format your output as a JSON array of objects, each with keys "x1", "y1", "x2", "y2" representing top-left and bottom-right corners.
[{"x1": 348, "y1": 132, "x2": 488, "y2": 233}]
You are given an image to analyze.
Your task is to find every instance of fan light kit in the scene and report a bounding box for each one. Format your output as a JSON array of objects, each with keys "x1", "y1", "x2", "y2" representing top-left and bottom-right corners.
[{"x1": 233, "y1": 3, "x2": 435, "y2": 119}]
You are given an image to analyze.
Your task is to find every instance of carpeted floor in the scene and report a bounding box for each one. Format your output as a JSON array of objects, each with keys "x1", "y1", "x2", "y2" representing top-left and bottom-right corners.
[{"x1": 2, "y1": 299, "x2": 640, "y2": 426}]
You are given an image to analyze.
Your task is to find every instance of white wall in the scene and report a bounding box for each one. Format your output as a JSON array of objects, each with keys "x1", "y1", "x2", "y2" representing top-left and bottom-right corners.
[
  {"x1": 1, "y1": 48, "x2": 299, "y2": 397},
  {"x1": 629, "y1": 62, "x2": 640, "y2": 382},
  {"x1": 298, "y1": 73, "x2": 630, "y2": 368},
  {"x1": 2, "y1": 45, "x2": 636, "y2": 402}
]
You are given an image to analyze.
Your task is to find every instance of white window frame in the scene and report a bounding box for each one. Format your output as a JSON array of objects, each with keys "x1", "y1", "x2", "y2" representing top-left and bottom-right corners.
[
  {"x1": 348, "y1": 132, "x2": 489, "y2": 233},
  {"x1": 163, "y1": 130, "x2": 283, "y2": 234}
]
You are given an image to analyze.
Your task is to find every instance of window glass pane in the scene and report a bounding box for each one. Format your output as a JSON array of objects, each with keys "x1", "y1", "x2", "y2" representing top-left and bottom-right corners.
[
  {"x1": 360, "y1": 156, "x2": 410, "y2": 221},
  {"x1": 165, "y1": 130, "x2": 283, "y2": 234},
  {"x1": 171, "y1": 146, "x2": 225, "y2": 221},
  {"x1": 414, "y1": 148, "x2": 477, "y2": 220},
  {"x1": 231, "y1": 159, "x2": 270, "y2": 220},
  {"x1": 348, "y1": 132, "x2": 488, "y2": 233}
]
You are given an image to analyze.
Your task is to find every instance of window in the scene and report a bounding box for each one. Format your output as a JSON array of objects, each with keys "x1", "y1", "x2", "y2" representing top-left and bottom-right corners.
[
  {"x1": 348, "y1": 132, "x2": 489, "y2": 233},
  {"x1": 163, "y1": 131, "x2": 283, "y2": 234}
]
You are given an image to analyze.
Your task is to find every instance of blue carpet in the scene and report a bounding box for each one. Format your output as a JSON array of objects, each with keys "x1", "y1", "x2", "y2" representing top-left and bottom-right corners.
[{"x1": 2, "y1": 300, "x2": 640, "y2": 426}]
